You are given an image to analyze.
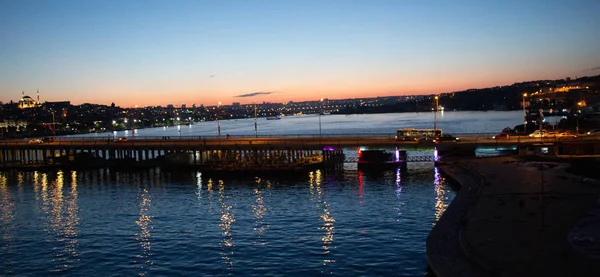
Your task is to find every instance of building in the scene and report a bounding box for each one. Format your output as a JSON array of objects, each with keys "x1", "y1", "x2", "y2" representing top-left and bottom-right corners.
[
  {"x1": 18, "y1": 91, "x2": 39, "y2": 109},
  {"x1": 0, "y1": 119, "x2": 29, "y2": 129}
]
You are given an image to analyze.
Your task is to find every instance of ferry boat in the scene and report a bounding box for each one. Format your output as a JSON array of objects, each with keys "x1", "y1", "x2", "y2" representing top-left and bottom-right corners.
[
  {"x1": 357, "y1": 148, "x2": 406, "y2": 169},
  {"x1": 266, "y1": 115, "x2": 281, "y2": 120}
]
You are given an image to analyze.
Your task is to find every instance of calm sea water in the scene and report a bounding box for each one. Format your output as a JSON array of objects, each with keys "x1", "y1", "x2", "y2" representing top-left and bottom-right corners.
[
  {"x1": 1, "y1": 112, "x2": 521, "y2": 276},
  {"x1": 0, "y1": 164, "x2": 452, "y2": 276},
  {"x1": 69, "y1": 110, "x2": 524, "y2": 139}
]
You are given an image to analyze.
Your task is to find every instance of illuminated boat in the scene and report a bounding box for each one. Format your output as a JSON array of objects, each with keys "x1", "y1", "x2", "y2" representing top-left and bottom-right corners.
[{"x1": 357, "y1": 148, "x2": 406, "y2": 169}]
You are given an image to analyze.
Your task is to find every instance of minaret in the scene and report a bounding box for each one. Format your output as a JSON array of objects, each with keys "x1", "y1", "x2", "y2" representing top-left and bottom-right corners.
[{"x1": 37, "y1": 90, "x2": 40, "y2": 103}]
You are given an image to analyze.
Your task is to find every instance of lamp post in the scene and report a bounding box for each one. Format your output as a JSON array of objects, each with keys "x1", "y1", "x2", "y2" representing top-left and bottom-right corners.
[
  {"x1": 217, "y1": 101, "x2": 221, "y2": 138},
  {"x1": 254, "y1": 103, "x2": 258, "y2": 138},
  {"x1": 522, "y1": 93, "x2": 527, "y2": 134},
  {"x1": 319, "y1": 98, "x2": 324, "y2": 137},
  {"x1": 433, "y1": 96, "x2": 439, "y2": 133},
  {"x1": 51, "y1": 111, "x2": 56, "y2": 136},
  {"x1": 576, "y1": 102, "x2": 584, "y2": 135}
]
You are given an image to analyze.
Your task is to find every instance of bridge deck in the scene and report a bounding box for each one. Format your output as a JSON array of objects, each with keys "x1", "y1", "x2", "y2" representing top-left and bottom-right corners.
[{"x1": 2, "y1": 134, "x2": 596, "y2": 149}]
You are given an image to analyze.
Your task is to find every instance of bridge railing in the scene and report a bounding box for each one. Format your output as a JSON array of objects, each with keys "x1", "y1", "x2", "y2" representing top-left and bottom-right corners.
[
  {"x1": 4, "y1": 137, "x2": 397, "y2": 147},
  {"x1": 37, "y1": 132, "x2": 500, "y2": 141},
  {"x1": 59, "y1": 133, "x2": 402, "y2": 140},
  {"x1": 4, "y1": 133, "x2": 599, "y2": 146}
]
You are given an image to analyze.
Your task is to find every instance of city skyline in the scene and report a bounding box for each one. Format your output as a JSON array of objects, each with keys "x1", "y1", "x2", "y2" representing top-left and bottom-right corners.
[{"x1": 2, "y1": 0, "x2": 600, "y2": 107}]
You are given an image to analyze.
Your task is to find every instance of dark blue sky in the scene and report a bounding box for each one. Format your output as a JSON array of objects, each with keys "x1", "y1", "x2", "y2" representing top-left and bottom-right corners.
[{"x1": 1, "y1": 0, "x2": 599, "y2": 106}]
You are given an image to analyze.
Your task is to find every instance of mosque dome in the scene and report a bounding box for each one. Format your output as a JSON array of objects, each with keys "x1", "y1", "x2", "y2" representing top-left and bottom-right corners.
[{"x1": 18, "y1": 94, "x2": 38, "y2": 109}]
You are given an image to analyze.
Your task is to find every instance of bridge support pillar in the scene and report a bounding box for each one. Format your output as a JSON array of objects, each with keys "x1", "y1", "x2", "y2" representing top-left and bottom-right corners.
[{"x1": 436, "y1": 144, "x2": 476, "y2": 158}]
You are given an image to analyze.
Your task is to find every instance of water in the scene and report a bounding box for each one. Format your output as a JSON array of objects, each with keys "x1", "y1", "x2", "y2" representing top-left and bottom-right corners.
[
  {"x1": 1, "y1": 112, "x2": 521, "y2": 276},
  {"x1": 0, "y1": 165, "x2": 453, "y2": 276},
  {"x1": 68, "y1": 110, "x2": 524, "y2": 138}
]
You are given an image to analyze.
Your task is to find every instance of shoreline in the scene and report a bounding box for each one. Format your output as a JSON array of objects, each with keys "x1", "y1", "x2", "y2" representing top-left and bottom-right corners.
[{"x1": 429, "y1": 156, "x2": 600, "y2": 276}]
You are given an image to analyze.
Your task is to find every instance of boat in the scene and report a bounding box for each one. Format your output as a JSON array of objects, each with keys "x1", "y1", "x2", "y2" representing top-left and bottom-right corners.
[
  {"x1": 266, "y1": 115, "x2": 281, "y2": 120},
  {"x1": 357, "y1": 149, "x2": 406, "y2": 169}
]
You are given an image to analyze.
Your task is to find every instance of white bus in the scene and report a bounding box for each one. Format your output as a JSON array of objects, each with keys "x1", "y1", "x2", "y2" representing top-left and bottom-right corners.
[{"x1": 395, "y1": 128, "x2": 442, "y2": 141}]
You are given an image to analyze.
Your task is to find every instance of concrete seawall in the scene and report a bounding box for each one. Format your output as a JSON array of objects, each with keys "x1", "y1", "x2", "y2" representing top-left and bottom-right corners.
[{"x1": 428, "y1": 156, "x2": 600, "y2": 277}]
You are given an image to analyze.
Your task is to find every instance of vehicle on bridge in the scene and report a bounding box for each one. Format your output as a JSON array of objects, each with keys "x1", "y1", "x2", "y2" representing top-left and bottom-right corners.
[
  {"x1": 492, "y1": 132, "x2": 510, "y2": 140},
  {"x1": 28, "y1": 139, "x2": 43, "y2": 144},
  {"x1": 528, "y1": 130, "x2": 560, "y2": 138},
  {"x1": 435, "y1": 134, "x2": 460, "y2": 143},
  {"x1": 395, "y1": 128, "x2": 442, "y2": 141},
  {"x1": 529, "y1": 130, "x2": 546, "y2": 138},
  {"x1": 557, "y1": 131, "x2": 577, "y2": 139},
  {"x1": 586, "y1": 129, "x2": 600, "y2": 136}
]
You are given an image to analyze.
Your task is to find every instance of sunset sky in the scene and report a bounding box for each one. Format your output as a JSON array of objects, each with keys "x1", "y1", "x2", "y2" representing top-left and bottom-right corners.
[{"x1": 1, "y1": 0, "x2": 599, "y2": 107}]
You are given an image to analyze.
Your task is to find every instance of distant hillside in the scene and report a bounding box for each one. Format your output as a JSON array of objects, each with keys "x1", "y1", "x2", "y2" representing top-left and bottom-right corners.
[{"x1": 334, "y1": 74, "x2": 600, "y2": 114}]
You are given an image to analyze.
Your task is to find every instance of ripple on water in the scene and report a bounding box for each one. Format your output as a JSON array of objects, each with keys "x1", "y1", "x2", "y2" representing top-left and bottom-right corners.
[{"x1": 0, "y1": 165, "x2": 454, "y2": 276}]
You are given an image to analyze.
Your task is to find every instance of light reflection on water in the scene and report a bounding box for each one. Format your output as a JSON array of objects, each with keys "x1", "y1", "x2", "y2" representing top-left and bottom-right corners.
[
  {"x1": 135, "y1": 188, "x2": 152, "y2": 276},
  {"x1": 29, "y1": 170, "x2": 82, "y2": 273},
  {"x1": 252, "y1": 177, "x2": 269, "y2": 244},
  {"x1": 218, "y1": 179, "x2": 235, "y2": 272},
  {"x1": 434, "y1": 167, "x2": 452, "y2": 225},
  {"x1": 311, "y1": 170, "x2": 336, "y2": 273},
  {"x1": 0, "y1": 173, "x2": 14, "y2": 274},
  {"x1": 0, "y1": 160, "x2": 455, "y2": 276}
]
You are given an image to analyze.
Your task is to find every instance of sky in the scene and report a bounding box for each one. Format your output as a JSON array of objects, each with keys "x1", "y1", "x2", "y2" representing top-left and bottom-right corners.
[{"x1": 1, "y1": 0, "x2": 600, "y2": 107}]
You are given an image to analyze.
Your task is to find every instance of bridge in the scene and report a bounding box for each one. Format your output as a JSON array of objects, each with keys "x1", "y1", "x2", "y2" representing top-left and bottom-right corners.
[
  {"x1": 0, "y1": 133, "x2": 599, "y2": 169},
  {"x1": 6, "y1": 132, "x2": 600, "y2": 147}
]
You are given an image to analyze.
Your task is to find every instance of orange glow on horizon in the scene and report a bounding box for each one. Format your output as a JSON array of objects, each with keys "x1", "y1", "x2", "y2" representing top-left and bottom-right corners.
[{"x1": 20, "y1": 72, "x2": 567, "y2": 107}]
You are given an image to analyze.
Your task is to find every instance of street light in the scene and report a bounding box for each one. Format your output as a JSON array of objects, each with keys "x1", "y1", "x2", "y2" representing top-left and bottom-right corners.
[
  {"x1": 217, "y1": 101, "x2": 221, "y2": 138},
  {"x1": 319, "y1": 98, "x2": 324, "y2": 137},
  {"x1": 254, "y1": 103, "x2": 258, "y2": 138},
  {"x1": 522, "y1": 93, "x2": 527, "y2": 134},
  {"x1": 433, "y1": 96, "x2": 439, "y2": 133},
  {"x1": 51, "y1": 110, "x2": 56, "y2": 136},
  {"x1": 576, "y1": 104, "x2": 584, "y2": 135}
]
